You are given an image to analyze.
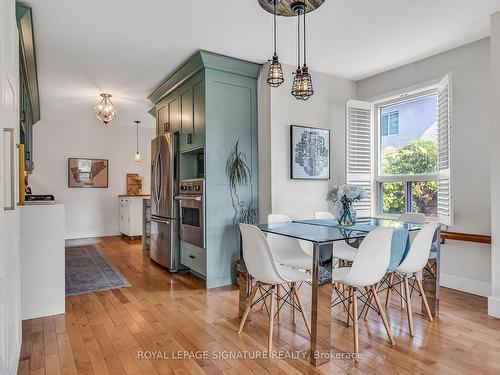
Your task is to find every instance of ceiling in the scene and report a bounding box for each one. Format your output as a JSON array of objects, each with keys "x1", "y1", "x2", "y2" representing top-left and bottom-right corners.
[{"x1": 26, "y1": 0, "x2": 500, "y2": 127}]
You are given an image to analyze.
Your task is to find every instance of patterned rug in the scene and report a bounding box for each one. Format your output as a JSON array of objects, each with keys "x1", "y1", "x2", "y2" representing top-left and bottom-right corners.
[{"x1": 65, "y1": 245, "x2": 131, "y2": 296}]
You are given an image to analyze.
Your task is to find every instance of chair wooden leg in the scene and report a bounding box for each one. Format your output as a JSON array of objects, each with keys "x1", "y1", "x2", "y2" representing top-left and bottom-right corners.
[
  {"x1": 291, "y1": 283, "x2": 296, "y2": 324},
  {"x1": 385, "y1": 273, "x2": 394, "y2": 309},
  {"x1": 292, "y1": 284, "x2": 311, "y2": 337},
  {"x1": 276, "y1": 284, "x2": 281, "y2": 324},
  {"x1": 347, "y1": 287, "x2": 353, "y2": 327},
  {"x1": 399, "y1": 274, "x2": 405, "y2": 309},
  {"x1": 238, "y1": 283, "x2": 259, "y2": 334},
  {"x1": 352, "y1": 288, "x2": 359, "y2": 358},
  {"x1": 403, "y1": 275, "x2": 414, "y2": 336},
  {"x1": 415, "y1": 275, "x2": 434, "y2": 322},
  {"x1": 371, "y1": 285, "x2": 395, "y2": 346},
  {"x1": 268, "y1": 285, "x2": 276, "y2": 353},
  {"x1": 363, "y1": 285, "x2": 373, "y2": 321}
]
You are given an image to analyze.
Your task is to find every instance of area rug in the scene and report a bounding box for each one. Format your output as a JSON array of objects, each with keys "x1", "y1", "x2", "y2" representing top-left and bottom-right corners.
[{"x1": 65, "y1": 245, "x2": 131, "y2": 296}]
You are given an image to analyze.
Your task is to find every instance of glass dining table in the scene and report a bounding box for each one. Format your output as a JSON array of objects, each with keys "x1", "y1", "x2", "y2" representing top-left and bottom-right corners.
[{"x1": 255, "y1": 217, "x2": 440, "y2": 366}]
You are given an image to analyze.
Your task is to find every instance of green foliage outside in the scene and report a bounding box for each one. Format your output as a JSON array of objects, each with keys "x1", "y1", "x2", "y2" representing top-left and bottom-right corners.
[{"x1": 381, "y1": 140, "x2": 438, "y2": 215}]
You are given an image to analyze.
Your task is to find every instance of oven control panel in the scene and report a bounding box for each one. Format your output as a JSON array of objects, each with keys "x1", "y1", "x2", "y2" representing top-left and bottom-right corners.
[{"x1": 179, "y1": 179, "x2": 205, "y2": 195}]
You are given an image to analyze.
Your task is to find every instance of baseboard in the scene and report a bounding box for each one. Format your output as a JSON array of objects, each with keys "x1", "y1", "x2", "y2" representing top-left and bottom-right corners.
[
  {"x1": 488, "y1": 296, "x2": 500, "y2": 318},
  {"x1": 440, "y1": 272, "x2": 491, "y2": 297},
  {"x1": 65, "y1": 229, "x2": 120, "y2": 240}
]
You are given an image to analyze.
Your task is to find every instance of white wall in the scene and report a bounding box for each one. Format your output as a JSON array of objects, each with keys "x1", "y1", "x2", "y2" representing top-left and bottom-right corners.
[
  {"x1": 258, "y1": 63, "x2": 357, "y2": 221},
  {"x1": 489, "y1": 11, "x2": 500, "y2": 317},
  {"x1": 0, "y1": 0, "x2": 22, "y2": 372},
  {"x1": 29, "y1": 119, "x2": 155, "y2": 239},
  {"x1": 357, "y1": 38, "x2": 492, "y2": 297}
]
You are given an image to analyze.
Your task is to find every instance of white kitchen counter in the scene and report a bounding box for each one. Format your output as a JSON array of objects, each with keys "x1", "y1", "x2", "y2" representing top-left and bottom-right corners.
[{"x1": 20, "y1": 203, "x2": 65, "y2": 320}]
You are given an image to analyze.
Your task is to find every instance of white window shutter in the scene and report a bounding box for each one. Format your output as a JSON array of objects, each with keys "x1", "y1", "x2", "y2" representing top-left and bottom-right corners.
[
  {"x1": 437, "y1": 73, "x2": 453, "y2": 226},
  {"x1": 346, "y1": 99, "x2": 373, "y2": 217}
]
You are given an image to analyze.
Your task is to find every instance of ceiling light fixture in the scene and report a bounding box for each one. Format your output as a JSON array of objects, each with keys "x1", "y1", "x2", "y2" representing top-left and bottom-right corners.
[
  {"x1": 258, "y1": 0, "x2": 323, "y2": 99},
  {"x1": 266, "y1": 0, "x2": 284, "y2": 87},
  {"x1": 134, "y1": 120, "x2": 141, "y2": 163},
  {"x1": 95, "y1": 93, "x2": 117, "y2": 124}
]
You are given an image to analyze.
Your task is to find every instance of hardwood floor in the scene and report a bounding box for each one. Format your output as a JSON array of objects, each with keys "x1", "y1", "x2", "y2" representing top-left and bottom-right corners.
[{"x1": 18, "y1": 236, "x2": 500, "y2": 374}]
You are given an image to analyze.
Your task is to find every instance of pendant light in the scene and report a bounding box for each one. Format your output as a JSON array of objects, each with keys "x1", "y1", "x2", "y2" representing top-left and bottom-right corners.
[
  {"x1": 298, "y1": 3, "x2": 314, "y2": 100},
  {"x1": 291, "y1": 4, "x2": 304, "y2": 99},
  {"x1": 95, "y1": 93, "x2": 117, "y2": 124},
  {"x1": 266, "y1": 0, "x2": 284, "y2": 87},
  {"x1": 134, "y1": 120, "x2": 141, "y2": 164}
]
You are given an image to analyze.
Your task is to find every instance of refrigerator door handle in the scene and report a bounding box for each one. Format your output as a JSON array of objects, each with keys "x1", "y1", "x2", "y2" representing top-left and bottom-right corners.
[{"x1": 151, "y1": 216, "x2": 171, "y2": 224}]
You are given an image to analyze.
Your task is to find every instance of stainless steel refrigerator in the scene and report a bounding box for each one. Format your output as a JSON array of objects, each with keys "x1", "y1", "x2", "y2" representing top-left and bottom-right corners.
[{"x1": 150, "y1": 132, "x2": 180, "y2": 271}]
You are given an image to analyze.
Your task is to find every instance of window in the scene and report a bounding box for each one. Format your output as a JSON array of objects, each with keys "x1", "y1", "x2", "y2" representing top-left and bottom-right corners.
[
  {"x1": 346, "y1": 73, "x2": 452, "y2": 224},
  {"x1": 377, "y1": 92, "x2": 438, "y2": 217},
  {"x1": 381, "y1": 111, "x2": 399, "y2": 136}
]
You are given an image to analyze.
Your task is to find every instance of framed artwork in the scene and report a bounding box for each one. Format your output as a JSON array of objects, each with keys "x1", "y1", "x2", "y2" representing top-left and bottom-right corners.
[
  {"x1": 290, "y1": 125, "x2": 330, "y2": 180},
  {"x1": 68, "y1": 158, "x2": 109, "y2": 188}
]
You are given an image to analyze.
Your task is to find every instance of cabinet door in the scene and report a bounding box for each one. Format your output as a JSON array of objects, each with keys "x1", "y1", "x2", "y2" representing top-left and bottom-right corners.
[
  {"x1": 180, "y1": 85, "x2": 193, "y2": 151},
  {"x1": 192, "y1": 79, "x2": 205, "y2": 149},
  {"x1": 156, "y1": 101, "x2": 167, "y2": 135},
  {"x1": 167, "y1": 94, "x2": 180, "y2": 133}
]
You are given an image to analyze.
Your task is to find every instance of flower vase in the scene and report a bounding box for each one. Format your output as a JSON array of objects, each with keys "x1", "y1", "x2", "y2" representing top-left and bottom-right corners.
[{"x1": 338, "y1": 203, "x2": 357, "y2": 226}]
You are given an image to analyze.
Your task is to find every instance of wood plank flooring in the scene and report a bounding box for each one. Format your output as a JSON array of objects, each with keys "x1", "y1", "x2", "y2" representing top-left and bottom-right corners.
[{"x1": 18, "y1": 236, "x2": 500, "y2": 374}]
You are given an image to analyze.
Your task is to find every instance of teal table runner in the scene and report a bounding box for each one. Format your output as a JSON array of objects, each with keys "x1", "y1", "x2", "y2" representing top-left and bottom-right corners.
[{"x1": 295, "y1": 219, "x2": 410, "y2": 272}]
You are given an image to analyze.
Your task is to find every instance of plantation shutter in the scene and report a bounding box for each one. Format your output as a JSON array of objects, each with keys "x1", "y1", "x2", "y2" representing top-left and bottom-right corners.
[
  {"x1": 437, "y1": 73, "x2": 453, "y2": 226},
  {"x1": 346, "y1": 100, "x2": 373, "y2": 217}
]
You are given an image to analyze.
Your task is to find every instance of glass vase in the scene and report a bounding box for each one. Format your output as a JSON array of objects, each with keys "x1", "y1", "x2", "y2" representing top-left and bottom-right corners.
[{"x1": 338, "y1": 203, "x2": 357, "y2": 226}]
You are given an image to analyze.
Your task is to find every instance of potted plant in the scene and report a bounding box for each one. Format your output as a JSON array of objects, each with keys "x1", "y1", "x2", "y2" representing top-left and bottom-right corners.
[{"x1": 326, "y1": 184, "x2": 367, "y2": 226}]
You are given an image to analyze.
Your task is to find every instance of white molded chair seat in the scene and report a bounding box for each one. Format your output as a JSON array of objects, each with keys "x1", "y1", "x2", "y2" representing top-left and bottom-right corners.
[
  {"x1": 331, "y1": 227, "x2": 395, "y2": 357},
  {"x1": 314, "y1": 211, "x2": 357, "y2": 262},
  {"x1": 238, "y1": 223, "x2": 312, "y2": 353},
  {"x1": 267, "y1": 214, "x2": 313, "y2": 271},
  {"x1": 394, "y1": 223, "x2": 439, "y2": 336}
]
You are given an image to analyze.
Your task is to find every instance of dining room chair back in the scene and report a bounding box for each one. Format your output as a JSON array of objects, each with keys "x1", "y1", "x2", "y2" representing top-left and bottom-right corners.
[
  {"x1": 396, "y1": 223, "x2": 438, "y2": 274},
  {"x1": 342, "y1": 227, "x2": 394, "y2": 287},
  {"x1": 314, "y1": 211, "x2": 335, "y2": 220},
  {"x1": 239, "y1": 223, "x2": 284, "y2": 285},
  {"x1": 398, "y1": 212, "x2": 426, "y2": 224}
]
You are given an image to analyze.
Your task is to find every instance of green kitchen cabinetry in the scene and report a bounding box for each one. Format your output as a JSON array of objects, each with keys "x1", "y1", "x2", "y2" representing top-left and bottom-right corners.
[{"x1": 148, "y1": 51, "x2": 260, "y2": 288}]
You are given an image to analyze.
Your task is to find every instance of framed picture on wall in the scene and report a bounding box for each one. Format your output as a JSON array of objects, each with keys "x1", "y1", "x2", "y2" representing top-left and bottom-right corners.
[
  {"x1": 290, "y1": 125, "x2": 330, "y2": 180},
  {"x1": 68, "y1": 158, "x2": 109, "y2": 188}
]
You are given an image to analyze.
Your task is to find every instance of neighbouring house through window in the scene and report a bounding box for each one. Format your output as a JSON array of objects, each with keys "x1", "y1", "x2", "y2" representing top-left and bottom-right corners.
[{"x1": 376, "y1": 92, "x2": 438, "y2": 217}]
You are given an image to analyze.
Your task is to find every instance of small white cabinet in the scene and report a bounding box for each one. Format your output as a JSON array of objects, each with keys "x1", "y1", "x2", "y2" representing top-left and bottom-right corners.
[{"x1": 119, "y1": 196, "x2": 145, "y2": 238}]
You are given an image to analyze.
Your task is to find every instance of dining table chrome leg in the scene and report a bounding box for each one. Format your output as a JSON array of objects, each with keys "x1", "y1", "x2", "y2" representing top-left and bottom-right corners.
[
  {"x1": 422, "y1": 226, "x2": 440, "y2": 318},
  {"x1": 309, "y1": 242, "x2": 333, "y2": 366}
]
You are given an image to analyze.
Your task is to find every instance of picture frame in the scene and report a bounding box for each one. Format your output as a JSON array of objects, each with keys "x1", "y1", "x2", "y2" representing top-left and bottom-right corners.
[
  {"x1": 68, "y1": 158, "x2": 109, "y2": 188},
  {"x1": 290, "y1": 125, "x2": 330, "y2": 180}
]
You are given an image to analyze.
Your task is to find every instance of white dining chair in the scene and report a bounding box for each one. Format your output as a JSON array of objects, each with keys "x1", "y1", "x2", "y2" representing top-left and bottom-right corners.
[
  {"x1": 398, "y1": 212, "x2": 426, "y2": 224},
  {"x1": 331, "y1": 227, "x2": 395, "y2": 357},
  {"x1": 314, "y1": 211, "x2": 357, "y2": 263},
  {"x1": 267, "y1": 214, "x2": 313, "y2": 270},
  {"x1": 395, "y1": 223, "x2": 438, "y2": 336},
  {"x1": 238, "y1": 223, "x2": 312, "y2": 353}
]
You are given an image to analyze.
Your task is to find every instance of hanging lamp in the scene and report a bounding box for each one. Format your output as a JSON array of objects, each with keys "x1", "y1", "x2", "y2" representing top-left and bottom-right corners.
[
  {"x1": 291, "y1": 3, "x2": 304, "y2": 99},
  {"x1": 266, "y1": 0, "x2": 284, "y2": 87},
  {"x1": 134, "y1": 120, "x2": 141, "y2": 163},
  {"x1": 95, "y1": 93, "x2": 117, "y2": 124},
  {"x1": 297, "y1": 2, "x2": 314, "y2": 100}
]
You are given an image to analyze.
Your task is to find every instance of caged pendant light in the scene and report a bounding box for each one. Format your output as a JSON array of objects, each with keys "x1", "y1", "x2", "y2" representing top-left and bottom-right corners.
[
  {"x1": 134, "y1": 120, "x2": 141, "y2": 163},
  {"x1": 95, "y1": 93, "x2": 117, "y2": 124},
  {"x1": 266, "y1": 0, "x2": 284, "y2": 87},
  {"x1": 297, "y1": 2, "x2": 313, "y2": 100},
  {"x1": 258, "y1": 0, "x2": 322, "y2": 99}
]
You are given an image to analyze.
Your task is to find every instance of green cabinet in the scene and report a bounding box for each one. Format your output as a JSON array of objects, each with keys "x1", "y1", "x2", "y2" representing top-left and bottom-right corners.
[
  {"x1": 156, "y1": 92, "x2": 180, "y2": 134},
  {"x1": 148, "y1": 51, "x2": 260, "y2": 289}
]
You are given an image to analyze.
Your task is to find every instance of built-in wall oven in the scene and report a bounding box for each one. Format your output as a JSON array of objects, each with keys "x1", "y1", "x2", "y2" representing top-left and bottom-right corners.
[{"x1": 174, "y1": 179, "x2": 205, "y2": 248}]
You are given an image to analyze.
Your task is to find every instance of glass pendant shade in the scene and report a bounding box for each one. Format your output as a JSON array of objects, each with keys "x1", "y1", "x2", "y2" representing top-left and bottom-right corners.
[
  {"x1": 95, "y1": 93, "x2": 117, "y2": 124},
  {"x1": 267, "y1": 54, "x2": 284, "y2": 87},
  {"x1": 134, "y1": 152, "x2": 141, "y2": 164},
  {"x1": 134, "y1": 120, "x2": 141, "y2": 163}
]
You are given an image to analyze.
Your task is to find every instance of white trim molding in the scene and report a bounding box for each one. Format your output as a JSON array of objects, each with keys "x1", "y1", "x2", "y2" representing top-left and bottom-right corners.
[{"x1": 488, "y1": 296, "x2": 500, "y2": 318}]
